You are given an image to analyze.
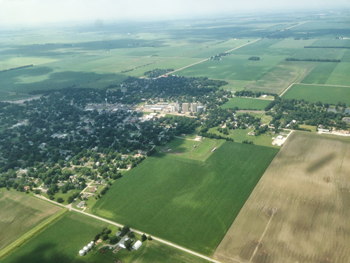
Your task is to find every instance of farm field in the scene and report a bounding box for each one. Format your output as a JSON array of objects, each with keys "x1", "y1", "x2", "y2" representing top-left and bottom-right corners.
[
  {"x1": 92, "y1": 141, "x2": 278, "y2": 255},
  {"x1": 282, "y1": 83, "x2": 350, "y2": 105},
  {"x1": 246, "y1": 61, "x2": 316, "y2": 94},
  {"x1": 214, "y1": 132, "x2": 350, "y2": 263},
  {"x1": 301, "y1": 62, "x2": 338, "y2": 84},
  {"x1": 176, "y1": 54, "x2": 285, "y2": 81},
  {"x1": 0, "y1": 190, "x2": 61, "y2": 251},
  {"x1": 1, "y1": 210, "x2": 211, "y2": 263},
  {"x1": 221, "y1": 97, "x2": 271, "y2": 110}
]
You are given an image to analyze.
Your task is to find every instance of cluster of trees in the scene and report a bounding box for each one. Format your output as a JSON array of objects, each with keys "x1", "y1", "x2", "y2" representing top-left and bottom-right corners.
[
  {"x1": 144, "y1": 68, "x2": 173, "y2": 78},
  {"x1": 285, "y1": 58, "x2": 341, "y2": 62},
  {"x1": 234, "y1": 90, "x2": 277, "y2": 98},
  {"x1": 248, "y1": 56, "x2": 260, "y2": 60},
  {"x1": 266, "y1": 98, "x2": 349, "y2": 130},
  {"x1": 210, "y1": 53, "x2": 230, "y2": 60}
]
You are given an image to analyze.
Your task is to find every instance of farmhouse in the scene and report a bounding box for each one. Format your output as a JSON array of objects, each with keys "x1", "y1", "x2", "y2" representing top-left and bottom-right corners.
[{"x1": 89, "y1": 187, "x2": 97, "y2": 193}]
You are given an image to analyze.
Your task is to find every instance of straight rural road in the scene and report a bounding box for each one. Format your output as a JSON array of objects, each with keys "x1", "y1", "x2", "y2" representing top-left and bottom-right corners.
[
  {"x1": 35, "y1": 195, "x2": 223, "y2": 263},
  {"x1": 167, "y1": 38, "x2": 262, "y2": 75}
]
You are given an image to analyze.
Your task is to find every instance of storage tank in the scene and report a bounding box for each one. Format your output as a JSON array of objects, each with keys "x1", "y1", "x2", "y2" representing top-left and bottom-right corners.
[
  {"x1": 90, "y1": 241, "x2": 95, "y2": 246},
  {"x1": 87, "y1": 243, "x2": 93, "y2": 249},
  {"x1": 79, "y1": 250, "x2": 85, "y2": 256},
  {"x1": 83, "y1": 246, "x2": 89, "y2": 252}
]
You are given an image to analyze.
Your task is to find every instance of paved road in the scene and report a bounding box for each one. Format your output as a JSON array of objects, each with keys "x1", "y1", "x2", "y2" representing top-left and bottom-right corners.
[{"x1": 35, "y1": 195, "x2": 222, "y2": 263}]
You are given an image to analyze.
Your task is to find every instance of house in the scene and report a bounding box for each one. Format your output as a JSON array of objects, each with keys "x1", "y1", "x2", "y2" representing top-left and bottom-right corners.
[
  {"x1": 76, "y1": 201, "x2": 86, "y2": 208},
  {"x1": 24, "y1": 186, "x2": 30, "y2": 191},
  {"x1": 277, "y1": 135, "x2": 283, "y2": 140},
  {"x1": 89, "y1": 187, "x2": 97, "y2": 193}
]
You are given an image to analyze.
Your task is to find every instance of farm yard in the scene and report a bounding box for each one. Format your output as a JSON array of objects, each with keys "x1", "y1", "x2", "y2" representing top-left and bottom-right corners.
[
  {"x1": 92, "y1": 141, "x2": 278, "y2": 255},
  {"x1": 214, "y1": 132, "x2": 350, "y2": 263},
  {"x1": 282, "y1": 83, "x2": 350, "y2": 105},
  {"x1": 0, "y1": 190, "x2": 61, "y2": 251}
]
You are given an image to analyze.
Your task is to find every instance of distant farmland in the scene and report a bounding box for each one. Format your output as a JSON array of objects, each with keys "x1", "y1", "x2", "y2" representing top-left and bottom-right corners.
[
  {"x1": 92, "y1": 141, "x2": 278, "y2": 255},
  {"x1": 0, "y1": 190, "x2": 61, "y2": 251},
  {"x1": 282, "y1": 83, "x2": 350, "y2": 105},
  {"x1": 214, "y1": 132, "x2": 350, "y2": 263}
]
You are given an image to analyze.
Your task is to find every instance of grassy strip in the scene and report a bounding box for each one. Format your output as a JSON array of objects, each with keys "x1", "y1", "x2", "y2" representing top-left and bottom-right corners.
[{"x1": 0, "y1": 208, "x2": 68, "y2": 260}]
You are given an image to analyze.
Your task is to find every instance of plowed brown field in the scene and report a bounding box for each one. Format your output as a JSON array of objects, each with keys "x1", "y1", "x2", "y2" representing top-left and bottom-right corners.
[{"x1": 214, "y1": 132, "x2": 350, "y2": 263}]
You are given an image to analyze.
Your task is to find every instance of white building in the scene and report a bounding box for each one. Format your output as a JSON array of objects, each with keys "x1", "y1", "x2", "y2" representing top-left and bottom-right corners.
[
  {"x1": 182, "y1": 103, "x2": 189, "y2": 112},
  {"x1": 132, "y1": 240, "x2": 142, "y2": 250},
  {"x1": 191, "y1": 103, "x2": 197, "y2": 112}
]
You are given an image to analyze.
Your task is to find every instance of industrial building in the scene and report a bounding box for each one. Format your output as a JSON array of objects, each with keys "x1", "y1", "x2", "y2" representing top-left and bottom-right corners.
[{"x1": 182, "y1": 103, "x2": 189, "y2": 112}]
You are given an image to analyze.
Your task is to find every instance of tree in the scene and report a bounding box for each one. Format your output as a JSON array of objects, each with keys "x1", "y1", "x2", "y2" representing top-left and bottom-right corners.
[
  {"x1": 57, "y1": 197, "x2": 64, "y2": 203},
  {"x1": 34, "y1": 189, "x2": 41, "y2": 194},
  {"x1": 109, "y1": 236, "x2": 119, "y2": 244},
  {"x1": 141, "y1": 234, "x2": 147, "y2": 242},
  {"x1": 102, "y1": 234, "x2": 109, "y2": 240},
  {"x1": 147, "y1": 235, "x2": 153, "y2": 241}
]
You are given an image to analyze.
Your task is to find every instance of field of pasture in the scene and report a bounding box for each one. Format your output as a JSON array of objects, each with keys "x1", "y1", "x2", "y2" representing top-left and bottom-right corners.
[
  {"x1": 92, "y1": 141, "x2": 278, "y2": 255},
  {"x1": 282, "y1": 83, "x2": 350, "y2": 105},
  {"x1": 214, "y1": 132, "x2": 350, "y2": 263},
  {"x1": 0, "y1": 190, "x2": 61, "y2": 251}
]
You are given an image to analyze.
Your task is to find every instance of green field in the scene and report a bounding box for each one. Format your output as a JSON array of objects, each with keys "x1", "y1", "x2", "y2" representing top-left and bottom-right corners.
[
  {"x1": 301, "y1": 62, "x2": 338, "y2": 84},
  {"x1": 221, "y1": 97, "x2": 271, "y2": 110},
  {"x1": 177, "y1": 54, "x2": 285, "y2": 81},
  {"x1": 247, "y1": 61, "x2": 316, "y2": 94},
  {"x1": 1, "y1": 211, "x2": 210, "y2": 263},
  {"x1": 92, "y1": 141, "x2": 278, "y2": 255},
  {"x1": 0, "y1": 211, "x2": 109, "y2": 263},
  {"x1": 0, "y1": 190, "x2": 61, "y2": 251},
  {"x1": 282, "y1": 84, "x2": 350, "y2": 105}
]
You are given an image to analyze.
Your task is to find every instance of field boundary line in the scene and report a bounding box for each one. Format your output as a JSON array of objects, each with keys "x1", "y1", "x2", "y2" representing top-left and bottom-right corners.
[
  {"x1": 0, "y1": 208, "x2": 68, "y2": 261},
  {"x1": 167, "y1": 38, "x2": 262, "y2": 75},
  {"x1": 297, "y1": 83, "x2": 350, "y2": 88},
  {"x1": 33, "y1": 195, "x2": 223, "y2": 263},
  {"x1": 249, "y1": 208, "x2": 277, "y2": 262}
]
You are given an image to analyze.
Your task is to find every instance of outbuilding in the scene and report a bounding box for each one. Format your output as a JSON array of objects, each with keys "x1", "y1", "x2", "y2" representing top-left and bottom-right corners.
[{"x1": 132, "y1": 240, "x2": 142, "y2": 251}]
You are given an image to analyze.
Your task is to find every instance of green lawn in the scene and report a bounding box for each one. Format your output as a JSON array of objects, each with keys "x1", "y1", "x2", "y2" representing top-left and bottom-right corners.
[
  {"x1": 208, "y1": 127, "x2": 278, "y2": 148},
  {"x1": 189, "y1": 139, "x2": 218, "y2": 158},
  {"x1": 282, "y1": 84, "x2": 350, "y2": 105},
  {"x1": 92, "y1": 142, "x2": 278, "y2": 255},
  {"x1": 221, "y1": 97, "x2": 271, "y2": 110}
]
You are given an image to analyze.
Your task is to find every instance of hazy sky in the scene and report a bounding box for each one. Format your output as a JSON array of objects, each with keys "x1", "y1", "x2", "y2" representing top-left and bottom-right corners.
[{"x1": 0, "y1": 0, "x2": 349, "y2": 26}]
